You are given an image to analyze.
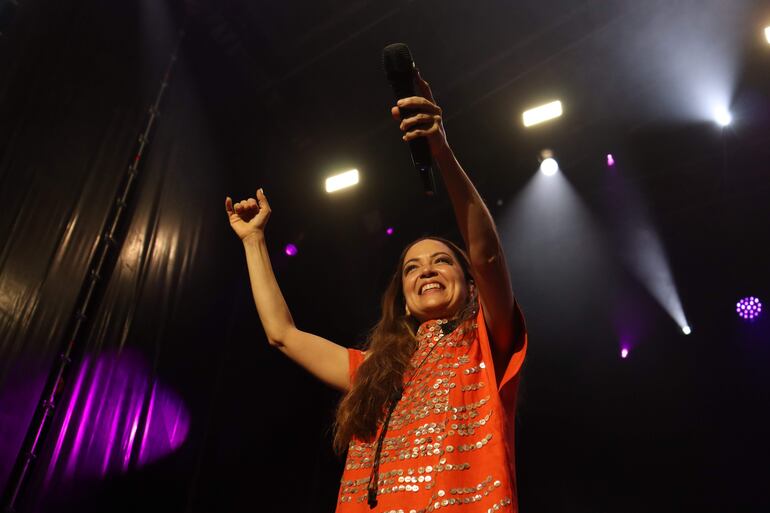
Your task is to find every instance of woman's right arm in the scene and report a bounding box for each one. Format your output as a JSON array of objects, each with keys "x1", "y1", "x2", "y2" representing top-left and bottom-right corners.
[{"x1": 225, "y1": 189, "x2": 351, "y2": 391}]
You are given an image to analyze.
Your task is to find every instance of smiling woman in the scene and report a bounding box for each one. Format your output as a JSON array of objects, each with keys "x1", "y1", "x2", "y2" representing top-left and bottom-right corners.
[
  {"x1": 402, "y1": 239, "x2": 472, "y2": 323},
  {"x1": 225, "y1": 71, "x2": 527, "y2": 513}
]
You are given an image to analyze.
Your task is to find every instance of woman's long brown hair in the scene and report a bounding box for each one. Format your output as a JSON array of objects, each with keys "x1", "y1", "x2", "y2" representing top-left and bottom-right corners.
[{"x1": 333, "y1": 236, "x2": 478, "y2": 454}]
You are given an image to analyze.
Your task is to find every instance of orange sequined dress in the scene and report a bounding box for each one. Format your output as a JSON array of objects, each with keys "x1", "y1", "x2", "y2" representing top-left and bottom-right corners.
[{"x1": 337, "y1": 305, "x2": 527, "y2": 513}]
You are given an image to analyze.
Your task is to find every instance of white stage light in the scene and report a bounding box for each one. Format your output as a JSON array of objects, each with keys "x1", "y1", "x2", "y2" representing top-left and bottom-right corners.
[
  {"x1": 682, "y1": 325, "x2": 692, "y2": 335},
  {"x1": 714, "y1": 107, "x2": 732, "y2": 127},
  {"x1": 540, "y1": 158, "x2": 559, "y2": 176},
  {"x1": 765, "y1": 26, "x2": 770, "y2": 44},
  {"x1": 325, "y1": 169, "x2": 359, "y2": 193},
  {"x1": 522, "y1": 100, "x2": 563, "y2": 127}
]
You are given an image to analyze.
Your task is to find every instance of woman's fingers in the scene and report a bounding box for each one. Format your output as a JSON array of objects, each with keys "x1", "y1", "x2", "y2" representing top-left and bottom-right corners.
[
  {"x1": 388, "y1": 72, "x2": 446, "y2": 146},
  {"x1": 226, "y1": 189, "x2": 269, "y2": 240},
  {"x1": 396, "y1": 96, "x2": 441, "y2": 115},
  {"x1": 403, "y1": 128, "x2": 433, "y2": 142},
  {"x1": 230, "y1": 198, "x2": 259, "y2": 218},
  {"x1": 400, "y1": 112, "x2": 439, "y2": 131},
  {"x1": 256, "y1": 188, "x2": 271, "y2": 212},
  {"x1": 399, "y1": 111, "x2": 442, "y2": 142}
]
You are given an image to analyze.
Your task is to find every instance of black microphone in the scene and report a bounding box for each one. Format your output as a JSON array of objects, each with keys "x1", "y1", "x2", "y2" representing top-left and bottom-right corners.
[{"x1": 382, "y1": 43, "x2": 436, "y2": 196}]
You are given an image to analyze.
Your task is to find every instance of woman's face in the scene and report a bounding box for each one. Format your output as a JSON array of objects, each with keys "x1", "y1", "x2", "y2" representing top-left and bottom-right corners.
[{"x1": 401, "y1": 239, "x2": 469, "y2": 323}]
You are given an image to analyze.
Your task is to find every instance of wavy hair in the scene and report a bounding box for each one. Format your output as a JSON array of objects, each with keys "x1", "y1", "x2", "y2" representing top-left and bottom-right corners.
[{"x1": 333, "y1": 236, "x2": 478, "y2": 453}]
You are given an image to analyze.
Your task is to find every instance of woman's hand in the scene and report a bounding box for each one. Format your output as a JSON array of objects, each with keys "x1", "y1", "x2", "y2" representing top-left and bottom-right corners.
[
  {"x1": 390, "y1": 70, "x2": 449, "y2": 156},
  {"x1": 225, "y1": 188, "x2": 271, "y2": 242}
]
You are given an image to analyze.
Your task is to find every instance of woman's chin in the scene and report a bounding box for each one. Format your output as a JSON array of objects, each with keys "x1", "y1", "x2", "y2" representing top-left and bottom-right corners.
[{"x1": 414, "y1": 304, "x2": 458, "y2": 322}]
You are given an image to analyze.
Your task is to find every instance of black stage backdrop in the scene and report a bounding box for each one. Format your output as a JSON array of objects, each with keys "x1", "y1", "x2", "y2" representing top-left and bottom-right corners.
[
  {"x1": 2, "y1": 1, "x2": 770, "y2": 513},
  {"x1": 1, "y1": 1, "x2": 371, "y2": 511}
]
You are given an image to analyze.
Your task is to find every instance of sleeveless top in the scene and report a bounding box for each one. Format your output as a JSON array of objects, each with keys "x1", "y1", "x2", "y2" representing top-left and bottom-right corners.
[{"x1": 336, "y1": 304, "x2": 527, "y2": 513}]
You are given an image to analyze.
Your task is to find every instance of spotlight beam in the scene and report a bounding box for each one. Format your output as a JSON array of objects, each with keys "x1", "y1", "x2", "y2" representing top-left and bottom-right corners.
[{"x1": 628, "y1": 228, "x2": 690, "y2": 334}]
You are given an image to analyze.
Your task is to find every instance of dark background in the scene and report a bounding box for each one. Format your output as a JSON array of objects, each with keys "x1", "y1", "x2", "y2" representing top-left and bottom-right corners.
[{"x1": 1, "y1": 0, "x2": 769, "y2": 512}]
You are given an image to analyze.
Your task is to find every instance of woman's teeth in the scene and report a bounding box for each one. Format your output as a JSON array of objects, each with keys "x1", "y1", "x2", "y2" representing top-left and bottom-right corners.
[{"x1": 420, "y1": 283, "x2": 442, "y2": 294}]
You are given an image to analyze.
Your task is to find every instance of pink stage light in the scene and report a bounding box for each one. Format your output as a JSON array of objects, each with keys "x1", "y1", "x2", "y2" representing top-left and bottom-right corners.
[{"x1": 284, "y1": 244, "x2": 298, "y2": 256}]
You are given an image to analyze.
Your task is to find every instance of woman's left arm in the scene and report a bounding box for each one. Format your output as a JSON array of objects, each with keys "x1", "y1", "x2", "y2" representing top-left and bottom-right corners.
[{"x1": 393, "y1": 73, "x2": 523, "y2": 375}]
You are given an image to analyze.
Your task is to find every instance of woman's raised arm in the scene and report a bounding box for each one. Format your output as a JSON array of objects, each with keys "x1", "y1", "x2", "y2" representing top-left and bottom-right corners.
[
  {"x1": 225, "y1": 190, "x2": 351, "y2": 391},
  {"x1": 391, "y1": 74, "x2": 523, "y2": 379}
]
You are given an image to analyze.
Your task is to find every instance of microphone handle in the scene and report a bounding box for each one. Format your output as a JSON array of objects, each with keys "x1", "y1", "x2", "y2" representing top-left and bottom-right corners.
[
  {"x1": 407, "y1": 137, "x2": 435, "y2": 197},
  {"x1": 390, "y1": 73, "x2": 436, "y2": 196}
]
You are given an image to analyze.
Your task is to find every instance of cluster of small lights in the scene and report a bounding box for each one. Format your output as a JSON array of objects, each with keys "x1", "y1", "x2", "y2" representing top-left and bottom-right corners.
[{"x1": 736, "y1": 296, "x2": 762, "y2": 321}]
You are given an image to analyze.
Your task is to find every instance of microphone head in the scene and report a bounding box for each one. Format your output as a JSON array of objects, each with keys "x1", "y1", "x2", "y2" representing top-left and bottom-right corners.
[{"x1": 383, "y1": 43, "x2": 415, "y2": 80}]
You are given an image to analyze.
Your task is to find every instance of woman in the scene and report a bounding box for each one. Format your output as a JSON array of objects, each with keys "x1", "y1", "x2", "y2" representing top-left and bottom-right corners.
[{"x1": 225, "y1": 72, "x2": 527, "y2": 513}]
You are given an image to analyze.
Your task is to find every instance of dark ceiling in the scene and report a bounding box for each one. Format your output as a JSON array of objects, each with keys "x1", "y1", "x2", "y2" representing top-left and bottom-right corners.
[{"x1": 183, "y1": 0, "x2": 770, "y2": 263}]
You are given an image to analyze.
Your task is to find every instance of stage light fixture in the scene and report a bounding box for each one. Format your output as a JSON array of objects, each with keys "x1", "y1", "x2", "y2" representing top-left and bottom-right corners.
[
  {"x1": 765, "y1": 26, "x2": 770, "y2": 44},
  {"x1": 714, "y1": 107, "x2": 732, "y2": 127},
  {"x1": 681, "y1": 325, "x2": 692, "y2": 335},
  {"x1": 284, "y1": 244, "x2": 298, "y2": 256},
  {"x1": 736, "y1": 296, "x2": 762, "y2": 321},
  {"x1": 540, "y1": 157, "x2": 559, "y2": 176},
  {"x1": 325, "y1": 169, "x2": 359, "y2": 193},
  {"x1": 606, "y1": 154, "x2": 615, "y2": 167},
  {"x1": 522, "y1": 100, "x2": 563, "y2": 127},
  {"x1": 386, "y1": 227, "x2": 394, "y2": 236},
  {"x1": 620, "y1": 348, "x2": 629, "y2": 359}
]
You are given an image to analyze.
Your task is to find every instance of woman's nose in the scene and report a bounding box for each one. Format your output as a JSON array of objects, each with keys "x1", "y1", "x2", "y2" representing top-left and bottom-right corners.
[{"x1": 419, "y1": 266, "x2": 437, "y2": 278}]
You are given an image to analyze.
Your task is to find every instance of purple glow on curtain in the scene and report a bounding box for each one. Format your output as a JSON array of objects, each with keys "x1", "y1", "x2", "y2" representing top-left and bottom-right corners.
[
  {"x1": 122, "y1": 380, "x2": 148, "y2": 471},
  {"x1": 138, "y1": 382, "x2": 158, "y2": 464},
  {"x1": 45, "y1": 357, "x2": 90, "y2": 485},
  {"x1": 138, "y1": 381, "x2": 187, "y2": 465},
  {"x1": 65, "y1": 358, "x2": 105, "y2": 476},
  {"x1": 101, "y1": 383, "x2": 127, "y2": 477},
  {"x1": 42, "y1": 350, "x2": 189, "y2": 482}
]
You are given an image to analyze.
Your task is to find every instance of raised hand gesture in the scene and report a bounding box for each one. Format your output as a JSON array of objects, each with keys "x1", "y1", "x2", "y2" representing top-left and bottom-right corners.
[
  {"x1": 390, "y1": 70, "x2": 448, "y2": 155},
  {"x1": 225, "y1": 188, "x2": 271, "y2": 242}
]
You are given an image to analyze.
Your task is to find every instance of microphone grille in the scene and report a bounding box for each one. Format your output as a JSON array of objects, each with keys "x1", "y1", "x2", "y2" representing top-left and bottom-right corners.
[{"x1": 383, "y1": 43, "x2": 414, "y2": 77}]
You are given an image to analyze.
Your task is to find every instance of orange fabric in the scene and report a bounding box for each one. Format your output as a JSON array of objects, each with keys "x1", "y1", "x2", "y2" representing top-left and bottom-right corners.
[{"x1": 337, "y1": 304, "x2": 527, "y2": 513}]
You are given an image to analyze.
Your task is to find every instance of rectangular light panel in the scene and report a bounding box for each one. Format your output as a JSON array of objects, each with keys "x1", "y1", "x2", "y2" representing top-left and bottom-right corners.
[
  {"x1": 522, "y1": 100, "x2": 563, "y2": 127},
  {"x1": 765, "y1": 26, "x2": 770, "y2": 44},
  {"x1": 325, "y1": 169, "x2": 359, "y2": 193}
]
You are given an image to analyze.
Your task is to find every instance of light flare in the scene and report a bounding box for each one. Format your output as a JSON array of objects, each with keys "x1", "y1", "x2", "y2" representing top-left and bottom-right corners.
[
  {"x1": 522, "y1": 100, "x2": 563, "y2": 127},
  {"x1": 325, "y1": 169, "x2": 359, "y2": 193}
]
